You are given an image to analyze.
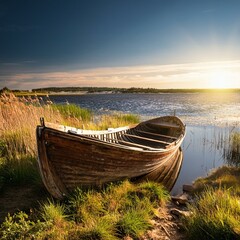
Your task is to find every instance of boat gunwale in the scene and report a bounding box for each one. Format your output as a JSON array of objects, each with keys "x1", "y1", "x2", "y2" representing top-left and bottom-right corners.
[{"x1": 40, "y1": 127, "x2": 185, "y2": 154}]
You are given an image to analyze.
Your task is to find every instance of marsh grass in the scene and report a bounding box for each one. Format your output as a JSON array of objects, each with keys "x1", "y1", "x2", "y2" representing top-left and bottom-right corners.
[
  {"x1": 191, "y1": 124, "x2": 240, "y2": 239},
  {"x1": 41, "y1": 199, "x2": 67, "y2": 224},
  {"x1": 76, "y1": 191, "x2": 106, "y2": 223},
  {"x1": 0, "y1": 181, "x2": 168, "y2": 239},
  {"x1": 0, "y1": 93, "x2": 140, "y2": 187},
  {"x1": 184, "y1": 187, "x2": 240, "y2": 240},
  {"x1": 183, "y1": 165, "x2": 240, "y2": 240},
  {"x1": 223, "y1": 131, "x2": 240, "y2": 166},
  {"x1": 0, "y1": 93, "x2": 64, "y2": 158},
  {"x1": 137, "y1": 181, "x2": 170, "y2": 206},
  {"x1": 193, "y1": 166, "x2": 240, "y2": 195},
  {"x1": 0, "y1": 93, "x2": 65, "y2": 188},
  {"x1": 116, "y1": 208, "x2": 152, "y2": 239},
  {"x1": 0, "y1": 156, "x2": 40, "y2": 188},
  {"x1": 86, "y1": 114, "x2": 140, "y2": 130},
  {"x1": 51, "y1": 103, "x2": 93, "y2": 122},
  {"x1": 71, "y1": 217, "x2": 119, "y2": 240},
  {"x1": 68, "y1": 181, "x2": 168, "y2": 239}
]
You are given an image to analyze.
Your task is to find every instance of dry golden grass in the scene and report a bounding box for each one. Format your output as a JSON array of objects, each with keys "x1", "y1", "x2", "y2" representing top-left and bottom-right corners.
[
  {"x1": 0, "y1": 93, "x2": 140, "y2": 159},
  {"x1": 0, "y1": 93, "x2": 66, "y2": 158}
]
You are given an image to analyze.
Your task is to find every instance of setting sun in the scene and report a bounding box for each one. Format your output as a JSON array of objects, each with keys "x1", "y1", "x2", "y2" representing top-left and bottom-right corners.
[{"x1": 208, "y1": 70, "x2": 232, "y2": 89}]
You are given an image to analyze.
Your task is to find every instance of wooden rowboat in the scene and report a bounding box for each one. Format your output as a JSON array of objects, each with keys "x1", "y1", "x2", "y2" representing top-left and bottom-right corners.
[{"x1": 36, "y1": 116, "x2": 186, "y2": 199}]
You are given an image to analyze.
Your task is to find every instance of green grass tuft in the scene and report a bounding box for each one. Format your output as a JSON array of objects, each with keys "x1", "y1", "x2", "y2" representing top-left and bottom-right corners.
[
  {"x1": 184, "y1": 187, "x2": 240, "y2": 240},
  {"x1": 72, "y1": 217, "x2": 118, "y2": 240},
  {"x1": 114, "y1": 114, "x2": 140, "y2": 124},
  {"x1": 51, "y1": 103, "x2": 93, "y2": 122},
  {"x1": 41, "y1": 199, "x2": 67, "y2": 224},
  {"x1": 116, "y1": 208, "x2": 152, "y2": 239},
  {"x1": 137, "y1": 181, "x2": 170, "y2": 206}
]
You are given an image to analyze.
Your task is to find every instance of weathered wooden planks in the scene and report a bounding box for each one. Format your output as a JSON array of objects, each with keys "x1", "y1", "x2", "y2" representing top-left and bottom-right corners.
[{"x1": 36, "y1": 116, "x2": 186, "y2": 199}]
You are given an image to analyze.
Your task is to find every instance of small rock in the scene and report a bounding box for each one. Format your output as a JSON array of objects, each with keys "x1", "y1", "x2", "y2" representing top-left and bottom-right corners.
[
  {"x1": 183, "y1": 184, "x2": 195, "y2": 193},
  {"x1": 123, "y1": 236, "x2": 133, "y2": 240},
  {"x1": 171, "y1": 193, "x2": 189, "y2": 205},
  {"x1": 170, "y1": 208, "x2": 192, "y2": 218}
]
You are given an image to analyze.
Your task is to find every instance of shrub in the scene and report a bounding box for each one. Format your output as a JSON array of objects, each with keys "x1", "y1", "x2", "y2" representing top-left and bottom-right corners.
[{"x1": 0, "y1": 211, "x2": 47, "y2": 240}]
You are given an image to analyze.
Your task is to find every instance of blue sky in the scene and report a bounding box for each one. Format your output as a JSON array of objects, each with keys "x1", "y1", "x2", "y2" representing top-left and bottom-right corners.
[{"x1": 1, "y1": 0, "x2": 240, "y2": 89}]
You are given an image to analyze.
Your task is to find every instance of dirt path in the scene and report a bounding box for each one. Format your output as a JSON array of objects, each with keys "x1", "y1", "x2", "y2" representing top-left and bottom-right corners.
[
  {"x1": 0, "y1": 185, "x2": 187, "y2": 239},
  {"x1": 140, "y1": 202, "x2": 187, "y2": 240}
]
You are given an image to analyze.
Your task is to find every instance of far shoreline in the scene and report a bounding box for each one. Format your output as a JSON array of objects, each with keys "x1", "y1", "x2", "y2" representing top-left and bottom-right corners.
[{"x1": 7, "y1": 86, "x2": 240, "y2": 97}]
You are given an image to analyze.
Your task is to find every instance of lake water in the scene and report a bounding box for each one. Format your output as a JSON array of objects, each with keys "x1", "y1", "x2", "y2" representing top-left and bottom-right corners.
[{"x1": 49, "y1": 92, "x2": 240, "y2": 194}]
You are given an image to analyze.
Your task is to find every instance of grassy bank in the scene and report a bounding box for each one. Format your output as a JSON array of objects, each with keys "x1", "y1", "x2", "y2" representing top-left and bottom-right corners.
[
  {"x1": 2, "y1": 93, "x2": 167, "y2": 239},
  {"x1": 183, "y1": 166, "x2": 240, "y2": 240},
  {"x1": 1, "y1": 92, "x2": 240, "y2": 239},
  {"x1": 184, "y1": 132, "x2": 240, "y2": 240},
  {"x1": 0, "y1": 180, "x2": 169, "y2": 239},
  {"x1": 182, "y1": 130, "x2": 240, "y2": 239}
]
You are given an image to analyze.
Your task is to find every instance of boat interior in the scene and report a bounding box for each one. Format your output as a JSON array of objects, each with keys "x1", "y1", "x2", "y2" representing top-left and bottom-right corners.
[
  {"x1": 68, "y1": 121, "x2": 182, "y2": 151},
  {"x1": 44, "y1": 117, "x2": 184, "y2": 151}
]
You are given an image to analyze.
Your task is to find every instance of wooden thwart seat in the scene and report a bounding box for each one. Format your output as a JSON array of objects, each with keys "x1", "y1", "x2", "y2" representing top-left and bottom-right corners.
[
  {"x1": 101, "y1": 136, "x2": 161, "y2": 150},
  {"x1": 117, "y1": 139, "x2": 156, "y2": 150},
  {"x1": 135, "y1": 130, "x2": 178, "y2": 140},
  {"x1": 97, "y1": 136, "x2": 157, "y2": 150},
  {"x1": 123, "y1": 133, "x2": 170, "y2": 145},
  {"x1": 148, "y1": 122, "x2": 180, "y2": 129}
]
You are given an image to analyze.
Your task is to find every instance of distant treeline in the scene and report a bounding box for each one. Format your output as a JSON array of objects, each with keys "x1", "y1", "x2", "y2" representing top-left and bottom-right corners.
[
  {"x1": 31, "y1": 87, "x2": 240, "y2": 94},
  {"x1": 1, "y1": 86, "x2": 240, "y2": 95},
  {"x1": 0, "y1": 87, "x2": 30, "y2": 94},
  {"x1": 32, "y1": 87, "x2": 121, "y2": 93}
]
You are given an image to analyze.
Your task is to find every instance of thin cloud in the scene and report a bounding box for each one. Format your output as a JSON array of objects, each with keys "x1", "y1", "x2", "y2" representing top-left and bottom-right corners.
[{"x1": 1, "y1": 60, "x2": 240, "y2": 89}]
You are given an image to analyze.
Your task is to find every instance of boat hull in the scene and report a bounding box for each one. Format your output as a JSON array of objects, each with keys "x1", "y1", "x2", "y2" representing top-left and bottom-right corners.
[{"x1": 36, "y1": 116, "x2": 185, "y2": 198}]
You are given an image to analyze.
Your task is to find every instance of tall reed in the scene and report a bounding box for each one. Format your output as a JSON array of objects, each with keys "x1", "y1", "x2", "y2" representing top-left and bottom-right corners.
[
  {"x1": 0, "y1": 93, "x2": 66, "y2": 186},
  {"x1": 223, "y1": 132, "x2": 240, "y2": 166},
  {"x1": 0, "y1": 93, "x2": 64, "y2": 158},
  {"x1": 0, "y1": 93, "x2": 140, "y2": 186}
]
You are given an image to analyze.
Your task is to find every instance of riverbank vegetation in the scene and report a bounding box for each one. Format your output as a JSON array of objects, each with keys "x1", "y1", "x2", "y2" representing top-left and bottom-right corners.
[
  {"x1": 0, "y1": 180, "x2": 169, "y2": 239},
  {"x1": 183, "y1": 166, "x2": 240, "y2": 240},
  {"x1": 30, "y1": 87, "x2": 240, "y2": 94},
  {"x1": 182, "y1": 131, "x2": 240, "y2": 239},
  {"x1": 2, "y1": 86, "x2": 240, "y2": 96},
  {"x1": 1, "y1": 91, "x2": 240, "y2": 239}
]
